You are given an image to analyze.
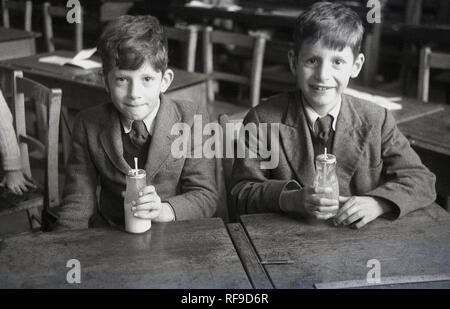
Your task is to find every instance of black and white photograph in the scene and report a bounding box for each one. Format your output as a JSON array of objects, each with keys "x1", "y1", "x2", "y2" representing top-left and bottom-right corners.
[{"x1": 0, "y1": 0, "x2": 449, "y2": 297}]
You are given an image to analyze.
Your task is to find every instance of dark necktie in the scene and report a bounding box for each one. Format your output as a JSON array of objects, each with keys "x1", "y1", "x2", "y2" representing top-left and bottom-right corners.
[
  {"x1": 314, "y1": 115, "x2": 333, "y2": 144},
  {"x1": 130, "y1": 120, "x2": 149, "y2": 147}
]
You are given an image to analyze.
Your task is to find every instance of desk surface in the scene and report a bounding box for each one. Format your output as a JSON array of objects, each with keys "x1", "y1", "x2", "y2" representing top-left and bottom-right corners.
[
  {"x1": 0, "y1": 27, "x2": 37, "y2": 42},
  {"x1": 237, "y1": 204, "x2": 450, "y2": 289},
  {"x1": 0, "y1": 218, "x2": 252, "y2": 288},
  {"x1": 0, "y1": 51, "x2": 207, "y2": 92},
  {"x1": 398, "y1": 106, "x2": 450, "y2": 156},
  {"x1": 350, "y1": 85, "x2": 445, "y2": 124},
  {"x1": 171, "y1": 4, "x2": 372, "y2": 31}
]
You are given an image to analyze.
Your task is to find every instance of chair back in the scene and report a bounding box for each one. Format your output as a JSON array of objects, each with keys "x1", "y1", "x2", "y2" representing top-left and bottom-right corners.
[
  {"x1": 418, "y1": 46, "x2": 450, "y2": 102},
  {"x1": 11, "y1": 70, "x2": 62, "y2": 211},
  {"x1": 202, "y1": 26, "x2": 267, "y2": 108},
  {"x1": 42, "y1": 1, "x2": 83, "y2": 52},
  {"x1": 165, "y1": 25, "x2": 199, "y2": 72},
  {"x1": 1, "y1": 0, "x2": 32, "y2": 31}
]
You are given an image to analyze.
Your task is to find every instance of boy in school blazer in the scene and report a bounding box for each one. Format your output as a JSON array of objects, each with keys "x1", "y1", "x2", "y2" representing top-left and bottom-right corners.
[
  {"x1": 57, "y1": 15, "x2": 217, "y2": 230},
  {"x1": 231, "y1": 2, "x2": 436, "y2": 228}
]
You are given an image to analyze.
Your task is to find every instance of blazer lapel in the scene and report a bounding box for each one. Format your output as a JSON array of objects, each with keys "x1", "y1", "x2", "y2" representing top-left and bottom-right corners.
[
  {"x1": 145, "y1": 95, "x2": 181, "y2": 179},
  {"x1": 332, "y1": 95, "x2": 374, "y2": 192},
  {"x1": 99, "y1": 106, "x2": 130, "y2": 175},
  {"x1": 279, "y1": 91, "x2": 315, "y2": 187}
]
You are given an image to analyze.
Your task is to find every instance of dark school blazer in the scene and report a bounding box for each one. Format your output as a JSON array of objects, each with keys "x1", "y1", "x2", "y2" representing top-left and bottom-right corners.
[
  {"x1": 57, "y1": 94, "x2": 218, "y2": 230},
  {"x1": 231, "y1": 91, "x2": 436, "y2": 218}
]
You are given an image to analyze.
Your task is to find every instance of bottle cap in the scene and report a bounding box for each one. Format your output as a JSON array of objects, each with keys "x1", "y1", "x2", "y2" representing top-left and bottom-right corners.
[
  {"x1": 316, "y1": 153, "x2": 336, "y2": 164},
  {"x1": 127, "y1": 169, "x2": 146, "y2": 178}
]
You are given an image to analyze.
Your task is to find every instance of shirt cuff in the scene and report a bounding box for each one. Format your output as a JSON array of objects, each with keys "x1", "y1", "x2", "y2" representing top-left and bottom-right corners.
[{"x1": 164, "y1": 202, "x2": 176, "y2": 221}]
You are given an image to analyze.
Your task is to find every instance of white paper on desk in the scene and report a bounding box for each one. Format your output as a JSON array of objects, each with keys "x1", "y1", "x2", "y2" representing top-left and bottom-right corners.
[
  {"x1": 39, "y1": 48, "x2": 101, "y2": 70},
  {"x1": 186, "y1": 1, "x2": 213, "y2": 8},
  {"x1": 344, "y1": 88, "x2": 402, "y2": 110},
  {"x1": 72, "y1": 47, "x2": 97, "y2": 61}
]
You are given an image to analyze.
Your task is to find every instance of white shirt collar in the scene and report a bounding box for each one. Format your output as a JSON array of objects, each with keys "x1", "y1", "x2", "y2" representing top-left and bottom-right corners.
[
  {"x1": 302, "y1": 95, "x2": 341, "y2": 133},
  {"x1": 120, "y1": 99, "x2": 160, "y2": 136}
]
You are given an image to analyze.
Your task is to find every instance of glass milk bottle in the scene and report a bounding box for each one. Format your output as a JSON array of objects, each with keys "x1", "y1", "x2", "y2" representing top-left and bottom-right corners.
[
  {"x1": 313, "y1": 151, "x2": 339, "y2": 216},
  {"x1": 124, "y1": 169, "x2": 151, "y2": 233}
]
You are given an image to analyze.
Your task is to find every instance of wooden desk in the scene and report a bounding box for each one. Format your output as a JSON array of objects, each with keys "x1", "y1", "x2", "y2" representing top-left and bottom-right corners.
[
  {"x1": 0, "y1": 218, "x2": 252, "y2": 288},
  {"x1": 398, "y1": 106, "x2": 450, "y2": 157},
  {"x1": 0, "y1": 27, "x2": 37, "y2": 61},
  {"x1": 172, "y1": 5, "x2": 303, "y2": 29},
  {"x1": 0, "y1": 51, "x2": 207, "y2": 111},
  {"x1": 232, "y1": 204, "x2": 450, "y2": 289},
  {"x1": 398, "y1": 107, "x2": 450, "y2": 209}
]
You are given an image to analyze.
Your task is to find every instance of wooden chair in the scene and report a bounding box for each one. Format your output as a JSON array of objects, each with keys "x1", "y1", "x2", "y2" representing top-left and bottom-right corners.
[
  {"x1": 165, "y1": 25, "x2": 199, "y2": 73},
  {"x1": 42, "y1": 1, "x2": 83, "y2": 52},
  {"x1": 202, "y1": 26, "x2": 267, "y2": 121},
  {"x1": 418, "y1": 46, "x2": 450, "y2": 102},
  {"x1": 399, "y1": 24, "x2": 450, "y2": 97},
  {"x1": 0, "y1": 71, "x2": 61, "y2": 231},
  {"x1": 218, "y1": 113, "x2": 245, "y2": 223},
  {"x1": 1, "y1": 0, "x2": 32, "y2": 31}
]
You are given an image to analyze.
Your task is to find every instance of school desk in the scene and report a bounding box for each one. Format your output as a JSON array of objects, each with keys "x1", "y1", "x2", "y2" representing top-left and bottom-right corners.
[
  {"x1": 398, "y1": 106, "x2": 450, "y2": 210},
  {"x1": 0, "y1": 217, "x2": 252, "y2": 288},
  {"x1": 229, "y1": 203, "x2": 450, "y2": 289},
  {"x1": 0, "y1": 27, "x2": 37, "y2": 61}
]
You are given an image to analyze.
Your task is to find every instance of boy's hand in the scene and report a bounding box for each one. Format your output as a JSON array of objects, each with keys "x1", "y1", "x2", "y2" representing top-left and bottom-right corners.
[
  {"x1": 131, "y1": 185, "x2": 174, "y2": 222},
  {"x1": 0, "y1": 170, "x2": 37, "y2": 195},
  {"x1": 334, "y1": 196, "x2": 391, "y2": 229},
  {"x1": 281, "y1": 186, "x2": 339, "y2": 220}
]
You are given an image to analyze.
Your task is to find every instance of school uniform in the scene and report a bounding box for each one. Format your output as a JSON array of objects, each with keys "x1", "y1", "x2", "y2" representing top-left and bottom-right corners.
[
  {"x1": 231, "y1": 90, "x2": 436, "y2": 218},
  {"x1": 57, "y1": 94, "x2": 218, "y2": 230}
]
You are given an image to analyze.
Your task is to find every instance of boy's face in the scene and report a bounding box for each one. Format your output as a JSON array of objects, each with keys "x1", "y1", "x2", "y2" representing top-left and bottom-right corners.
[
  {"x1": 288, "y1": 40, "x2": 364, "y2": 113},
  {"x1": 106, "y1": 61, "x2": 173, "y2": 121}
]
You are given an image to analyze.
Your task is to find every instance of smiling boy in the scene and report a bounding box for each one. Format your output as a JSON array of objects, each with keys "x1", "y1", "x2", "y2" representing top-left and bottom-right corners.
[
  {"x1": 56, "y1": 15, "x2": 217, "y2": 230},
  {"x1": 231, "y1": 2, "x2": 436, "y2": 228}
]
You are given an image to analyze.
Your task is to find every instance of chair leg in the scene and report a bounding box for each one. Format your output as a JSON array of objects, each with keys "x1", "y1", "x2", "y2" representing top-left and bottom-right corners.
[{"x1": 26, "y1": 208, "x2": 42, "y2": 230}]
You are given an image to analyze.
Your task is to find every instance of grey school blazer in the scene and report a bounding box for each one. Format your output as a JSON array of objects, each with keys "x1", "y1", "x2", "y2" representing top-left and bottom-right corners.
[
  {"x1": 57, "y1": 94, "x2": 218, "y2": 230},
  {"x1": 231, "y1": 91, "x2": 436, "y2": 218}
]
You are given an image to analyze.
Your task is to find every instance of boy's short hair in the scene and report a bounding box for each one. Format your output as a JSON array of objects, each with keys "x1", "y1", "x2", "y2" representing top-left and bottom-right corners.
[
  {"x1": 97, "y1": 15, "x2": 168, "y2": 76},
  {"x1": 293, "y1": 1, "x2": 364, "y2": 58}
]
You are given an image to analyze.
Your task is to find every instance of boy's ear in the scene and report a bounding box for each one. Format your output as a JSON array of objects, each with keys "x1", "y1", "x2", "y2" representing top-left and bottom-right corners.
[
  {"x1": 287, "y1": 49, "x2": 297, "y2": 76},
  {"x1": 351, "y1": 53, "x2": 365, "y2": 78},
  {"x1": 160, "y1": 68, "x2": 174, "y2": 93}
]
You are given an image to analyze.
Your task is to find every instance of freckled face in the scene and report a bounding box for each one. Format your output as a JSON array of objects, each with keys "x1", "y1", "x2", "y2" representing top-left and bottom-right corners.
[
  {"x1": 289, "y1": 40, "x2": 364, "y2": 114},
  {"x1": 106, "y1": 61, "x2": 173, "y2": 121}
]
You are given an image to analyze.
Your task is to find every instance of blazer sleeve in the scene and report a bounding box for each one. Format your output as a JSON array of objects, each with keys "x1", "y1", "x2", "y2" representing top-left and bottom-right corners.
[
  {"x1": 365, "y1": 110, "x2": 436, "y2": 218},
  {"x1": 164, "y1": 103, "x2": 218, "y2": 220},
  {"x1": 230, "y1": 108, "x2": 300, "y2": 215},
  {"x1": 56, "y1": 114, "x2": 99, "y2": 230}
]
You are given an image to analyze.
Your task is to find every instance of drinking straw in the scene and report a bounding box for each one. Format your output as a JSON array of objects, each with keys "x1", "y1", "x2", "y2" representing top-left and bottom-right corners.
[
  {"x1": 323, "y1": 147, "x2": 327, "y2": 181},
  {"x1": 134, "y1": 157, "x2": 138, "y2": 175}
]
